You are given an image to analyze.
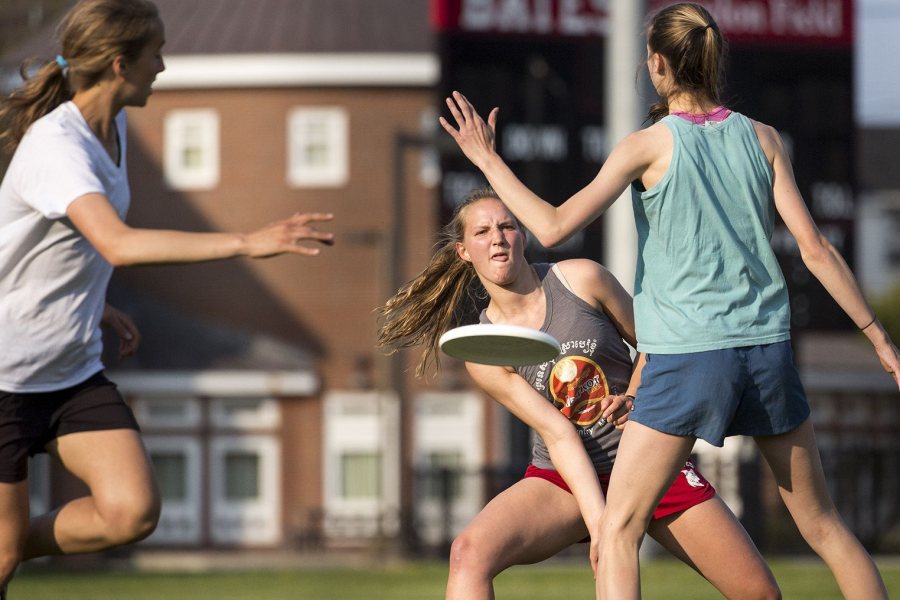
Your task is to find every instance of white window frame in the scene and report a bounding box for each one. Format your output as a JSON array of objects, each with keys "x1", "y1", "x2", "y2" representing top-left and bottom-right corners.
[
  {"x1": 322, "y1": 391, "x2": 400, "y2": 538},
  {"x1": 209, "y1": 435, "x2": 282, "y2": 545},
  {"x1": 286, "y1": 107, "x2": 348, "y2": 188},
  {"x1": 414, "y1": 391, "x2": 485, "y2": 545},
  {"x1": 209, "y1": 397, "x2": 281, "y2": 430},
  {"x1": 141, "y1": 436, "x2": 203, "y2": 546},
  {"x1": 164, "y1": 108, "x2": 220, "y2": 190},
  {"x1": 132, "y1": 397, "x2": 202, "y2": 430}
]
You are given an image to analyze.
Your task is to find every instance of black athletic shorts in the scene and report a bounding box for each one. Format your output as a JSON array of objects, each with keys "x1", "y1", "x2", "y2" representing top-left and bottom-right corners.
[{"x1": 0, "y1": 372, "x2": 140, "y2": 483}]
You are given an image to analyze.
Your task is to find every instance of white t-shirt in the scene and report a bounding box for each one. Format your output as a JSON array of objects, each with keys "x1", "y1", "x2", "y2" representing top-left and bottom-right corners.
[{"x1": 0, "y1": 101, "x2": 130, "y2": 392}]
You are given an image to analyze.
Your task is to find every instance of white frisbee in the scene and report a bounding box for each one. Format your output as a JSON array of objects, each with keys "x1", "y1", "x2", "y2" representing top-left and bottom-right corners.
[{"x1": 439, "y1": 323, "x2": 561, "y2": 366}]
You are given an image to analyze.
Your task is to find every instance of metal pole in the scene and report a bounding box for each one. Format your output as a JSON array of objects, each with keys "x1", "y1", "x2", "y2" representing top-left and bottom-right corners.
[
  {"x1": 390, "y1": 131, "x2": 434, "y2": 554},
  {"x1": 604, "y1": 0, "x2": 645, "y2": 294}
]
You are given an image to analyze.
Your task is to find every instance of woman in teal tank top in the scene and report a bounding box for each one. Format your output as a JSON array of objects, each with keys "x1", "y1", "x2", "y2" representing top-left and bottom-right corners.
[
  {"x1": 378, "y1": 189, "x2": 779, "y2": 600},
  {"x1": 438, "y1": 3, "x2": 899, "y2": 599}
]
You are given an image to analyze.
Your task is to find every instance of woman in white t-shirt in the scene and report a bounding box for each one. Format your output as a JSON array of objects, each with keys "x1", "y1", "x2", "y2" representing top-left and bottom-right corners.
[{"x1": 0, "y1": 0, "x2": 333, "y2": 592}]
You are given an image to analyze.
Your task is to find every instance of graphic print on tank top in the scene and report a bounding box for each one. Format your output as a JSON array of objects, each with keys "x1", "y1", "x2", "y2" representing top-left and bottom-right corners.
[{"x1": 549, "y1": 355, "x2": 611, "y2": 428}]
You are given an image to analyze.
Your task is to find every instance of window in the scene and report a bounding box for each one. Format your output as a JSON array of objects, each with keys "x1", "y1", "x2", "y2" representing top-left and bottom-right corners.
[
  {"x1": 164, "y1": 109, "x2": 220, "y2": 190},
  {"x1": 287, "y1": 107, "x2": 348, "y2": 187},
  {"x1": 420, "y1": 451, "x2": 462, "y2": 501},
  {"x1": 322, "y1": 391, "x2": 400, "y2": 538},
  {"x1": 224, "y1": 451, "x2": 260, "y2": 500},
  {"x1": 340, "y1": 452, "x2": 381, "y2": 500},
  {"x1": 154, "y1": 452, "x2": 188, "y2": 500},
  {"x1": 28, "y1": 454, "x2": 50, "y2": 518},
  {"x1": 141, "y1": 437, "x2": 202, "y2": 546},
  {"x1": 209, "y1": 435, "x2": 281, "y2": 545},
  {"x1": 413, "y1": 392, "x2": 485, "y2": 545}
]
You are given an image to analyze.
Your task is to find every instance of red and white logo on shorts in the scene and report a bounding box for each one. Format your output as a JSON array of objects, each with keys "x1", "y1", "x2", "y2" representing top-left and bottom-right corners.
[
  {"x1": 548, "y1": 356, "x2": 609, "y2": 427},
  {"x1": 681, "y1": 461, "x2": 704, "y2": 488}
]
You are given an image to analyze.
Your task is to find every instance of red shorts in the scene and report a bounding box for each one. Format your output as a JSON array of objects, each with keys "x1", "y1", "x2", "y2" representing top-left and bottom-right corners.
[{"x1": 524, "y1": 460, "x2": 716, "y2": 520}]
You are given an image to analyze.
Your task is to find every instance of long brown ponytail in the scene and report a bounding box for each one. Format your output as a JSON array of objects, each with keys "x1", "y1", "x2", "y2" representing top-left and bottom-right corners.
[
  {"x1": 0, "y1": 0, "x2": 160, "y2": 153},
  {"x1": 377, "y1": 189, "x2": 500, "y2": 377},
  {"x1": 645, "y1": 2, "x2": 727, "y2": 123}
]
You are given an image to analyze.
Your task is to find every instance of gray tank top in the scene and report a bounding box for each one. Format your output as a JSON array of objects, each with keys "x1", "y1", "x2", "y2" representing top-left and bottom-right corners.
[{"x1": 480, "y1": 264, "x2": 633, "y2": 473}]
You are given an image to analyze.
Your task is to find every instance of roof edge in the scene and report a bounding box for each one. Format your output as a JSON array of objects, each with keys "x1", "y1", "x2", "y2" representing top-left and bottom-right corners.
[
  {"x1": 109, "y1": 369, "x2": 319, "y2": 397},
  {"x1": 154, "y1": 53, "x2": 439, "y2": 89}
]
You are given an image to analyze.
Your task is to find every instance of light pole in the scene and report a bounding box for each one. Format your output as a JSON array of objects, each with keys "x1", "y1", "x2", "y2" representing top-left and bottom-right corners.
[{"x1": 604, "y1": 0, "x2": 646, "y2": 293}]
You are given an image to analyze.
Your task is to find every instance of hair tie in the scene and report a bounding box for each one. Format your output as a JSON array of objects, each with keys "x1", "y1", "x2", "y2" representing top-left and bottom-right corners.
[{"x1": 56, "y1": 55, "x2": 69, "y2": 71}]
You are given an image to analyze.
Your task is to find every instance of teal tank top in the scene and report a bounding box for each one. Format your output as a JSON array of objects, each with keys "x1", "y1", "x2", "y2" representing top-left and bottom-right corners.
[{"x1": 630, "y1": 112, "x2": 791, "y2": 354}]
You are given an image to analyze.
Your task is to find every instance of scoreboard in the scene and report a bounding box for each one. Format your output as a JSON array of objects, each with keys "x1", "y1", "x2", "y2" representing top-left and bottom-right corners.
[{"x1": 433, "y1": 0, "x2": 856, "y2": 331}]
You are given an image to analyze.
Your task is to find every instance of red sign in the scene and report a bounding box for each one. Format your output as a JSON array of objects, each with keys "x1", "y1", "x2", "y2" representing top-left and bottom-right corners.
[
  {"x1": 431, "y1": 0, "x2": 853, "y2": 46},
  {"x1": 431, "y1": 0, "x2": 611, "y2": 36},
  {"x1": 648, "y1": 0, "x2": 853, "y2": 46}
]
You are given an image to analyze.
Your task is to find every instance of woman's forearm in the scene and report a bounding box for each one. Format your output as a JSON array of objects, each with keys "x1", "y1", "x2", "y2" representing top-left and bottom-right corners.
[{"x1": 544, "y1": 429, "x2": 606, "y2": 529}]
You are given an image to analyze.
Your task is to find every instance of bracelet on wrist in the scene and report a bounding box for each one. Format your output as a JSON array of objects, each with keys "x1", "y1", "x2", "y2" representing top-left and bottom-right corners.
[{"x1": 860, "y1": 316, "x2": 877, "y2": 331}]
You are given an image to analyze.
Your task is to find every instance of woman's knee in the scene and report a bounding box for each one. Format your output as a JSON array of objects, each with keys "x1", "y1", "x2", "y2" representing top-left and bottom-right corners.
[
  {"x1": 596, "y1": 509, "x2": 648, "y2": 546},
  {"x1": 0, "y1": 549, "x2": 21, "y2": 584},
  {"x1": 448, "y1": 530, "x2": 496, "y2": 579},
  {"x1": 96, "y1": 489, "x2": 161, "y2": 545},
  {"x1": 794, "y1": 509, "x2": 851, "y2": 550},
  {"x1": 735, "y1": 573, "x2": 782, "y2": 600}
]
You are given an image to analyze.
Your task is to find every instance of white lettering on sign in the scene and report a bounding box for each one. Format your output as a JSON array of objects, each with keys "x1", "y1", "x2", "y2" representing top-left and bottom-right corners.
[
  {"x1": 503, "y1": 124, "x2": 568, "y2": 161},
  {"x1": 702, "y1": 0, "x2": 844, "y2": 39},
  {"x1": 580, "y1": 126, "x2": 608, "y2": 163},
  {"x1": 810, "y1": 182, "x2": 854, "y2": 219},
  {"x1": 459, "y1": 0, "x2": 609, "y2": 35},
  {"x1": 769, "y1": 0, "x2": 843, "y2": 38}
]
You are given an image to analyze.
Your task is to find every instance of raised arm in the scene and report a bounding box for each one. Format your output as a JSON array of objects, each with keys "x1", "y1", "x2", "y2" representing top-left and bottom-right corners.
[
  {"x1": 755, "y1": 121, "x2": 900, "y2": 388},
  {"x1": 66, "y1": 193, "x2": 334, "y2": 267},
  {"x1": 440, "y1": 91, "x2": 655, "y2": 247},
  {"x1": 465, "y1": 362, "x2": 607, "y2": 532}
]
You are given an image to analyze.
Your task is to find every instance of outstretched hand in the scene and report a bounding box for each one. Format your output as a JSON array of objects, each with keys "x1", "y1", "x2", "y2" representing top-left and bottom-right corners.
[
  {"x1": 439, "y1": 91, "x2": 500, "y2": 170},
  {"x1": 245, "y1": 212, "x2": 335, "y2": 258}
]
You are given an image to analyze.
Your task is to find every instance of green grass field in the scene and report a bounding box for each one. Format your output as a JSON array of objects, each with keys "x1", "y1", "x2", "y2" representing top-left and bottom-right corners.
[{"x1": 8, "y1": 557, "x2": 900, "y2": 599}]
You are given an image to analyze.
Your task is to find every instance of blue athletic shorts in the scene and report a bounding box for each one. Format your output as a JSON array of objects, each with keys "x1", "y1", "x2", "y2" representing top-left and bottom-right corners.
[{"x1": 630, "y1": 341, "x2": 810, "y2": 447}]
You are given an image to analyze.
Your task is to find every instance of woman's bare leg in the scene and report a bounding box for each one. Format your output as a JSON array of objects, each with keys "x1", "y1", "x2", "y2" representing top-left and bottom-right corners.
[
  {"x1": 0, "y1": 481, "x2": 29, "y2": 586},
  {"x1": 594, "y1": 422, "x2": 695, "y2": 600},
  {"x1": 24, "y1": 429, "x2": 160, "y2": 557},
  {"x1": 649, "y1": 496, "x2": 781, "y2": 599},
  {"x1": 447, "y1": 477, "x2": 586, "y2": 600},
  {"x1": 754, "y1": 419, "x2": 887, "y2": 600}
]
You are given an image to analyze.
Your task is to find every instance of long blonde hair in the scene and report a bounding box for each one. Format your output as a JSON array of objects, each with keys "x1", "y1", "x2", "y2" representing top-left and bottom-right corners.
[
  {"x1": 377, "y1": 188, "x2": 503, "y2": 377},
  {"x1": 646, "y1": 2, "x2": 727, "y2": 123},
  {"x1": 0, "y1": 0, "x2": 160, "y2": 153}
]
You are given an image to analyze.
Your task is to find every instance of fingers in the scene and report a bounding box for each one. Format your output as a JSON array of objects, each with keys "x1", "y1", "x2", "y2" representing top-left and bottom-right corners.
[
  {"x1": 438, "y1": 115, "x2": 460, "y2": 140},
  {"x1": 104, "y1": 308, "x2": 141, "y2": 359},
  {"x1": 600, "y1": 395, "x2": 624, "y2": 422},
  {"x1": 452, "y1": 90, "x2": 474, "y2": 122},
  {"x1": 290, "y1": 212, "x2": 334, "y2": 225},
  {"x1": 445, "y1": 93, "x2": 467, "y2": 128},
  {"x1": 600, "y1": 394, "x2": 633, "y2": 429},
  {"x1": 488, "y1": 106, "x2": 499, "y2": 131},
  {"x1": 287, "y1": 213, "x2": 335, "y2": 246},
  {"x1": 286, "y1": 244, "x2": 323, "y2": 257}
]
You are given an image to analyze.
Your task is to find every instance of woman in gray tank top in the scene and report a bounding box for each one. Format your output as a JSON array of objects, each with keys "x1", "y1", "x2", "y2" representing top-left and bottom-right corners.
[
  {"x1": 379, "y1": 189, "x2": 779, "y2": 600},
  {"x1": 439, "y1": 3, "x2": 898, "y2": 598}
]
